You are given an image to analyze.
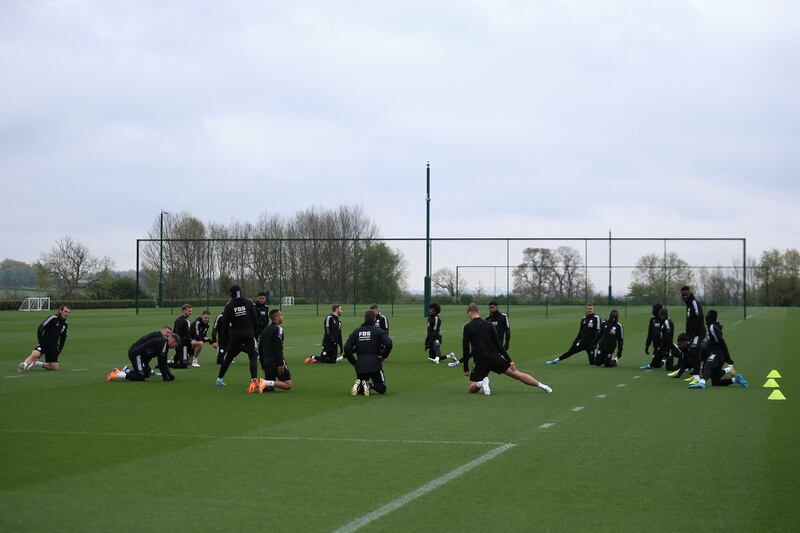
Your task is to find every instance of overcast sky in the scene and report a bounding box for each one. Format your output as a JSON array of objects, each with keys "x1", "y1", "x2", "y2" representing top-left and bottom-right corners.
[{"x1": 1, "y1": 0, "x2": 798, "y2": 292}]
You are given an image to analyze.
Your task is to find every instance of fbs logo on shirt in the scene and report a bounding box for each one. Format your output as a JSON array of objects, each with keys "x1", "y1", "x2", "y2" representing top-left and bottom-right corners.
[{"x1": 358, "y1": 331, "x2": 372, "y2": 341}]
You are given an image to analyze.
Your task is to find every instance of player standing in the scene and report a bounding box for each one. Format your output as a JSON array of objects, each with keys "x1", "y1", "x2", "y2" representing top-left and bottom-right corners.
[
  {"x1": 370, "y1": 303, "x2": 389, "y2": 333},
  {"x1": 17, "y1": 305, "x2": 71, "y2": 372},
  {"x1": 211, "y1": 310, "x2": 228, "y2": 364},
  {"x1": 677, "y1": 285, "x2": 706, "y2": 383},
  {"x1": 640, "y1": 303, "x2": 663, "y2": 369},
  {"x1": 254, "y1": 292, "x2": 270, "y2": 337},
  {"x1": 215, "y1": 285, "x2": 260, "y2": 391}
]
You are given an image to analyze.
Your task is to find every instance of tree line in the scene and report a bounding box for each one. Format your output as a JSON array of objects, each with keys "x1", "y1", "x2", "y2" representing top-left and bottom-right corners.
[{"x1": 140, "y1": 205, "x2": 408, "y2": 305}]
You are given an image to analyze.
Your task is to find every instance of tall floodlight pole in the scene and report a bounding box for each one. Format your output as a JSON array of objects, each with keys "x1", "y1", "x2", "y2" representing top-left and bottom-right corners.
[
  {"x1": 424, "y1": 162, "x2": 432, "y2": 316},
  {"x1": 607, "y1": 230, "x2": 612, "y2": 306},
  {"x1": 158, "y1": 210, "x2": 168, "y2": 308}
]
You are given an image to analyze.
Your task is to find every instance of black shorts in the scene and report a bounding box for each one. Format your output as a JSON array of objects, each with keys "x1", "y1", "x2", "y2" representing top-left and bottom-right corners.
[
  {"x1": 469, "y1": 356, "x2": 510, "y2": 382},
  {"x1": 262, "y1": 358, "x2": 291, "y2": 381},
  {"x1": 36, "y1": 345, "x2": 59, "y2": 363},
  {"x1": 227, "y1": 333, "x2": 257, "y2": 359}
]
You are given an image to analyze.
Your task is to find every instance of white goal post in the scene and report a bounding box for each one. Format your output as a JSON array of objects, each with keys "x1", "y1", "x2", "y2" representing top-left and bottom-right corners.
[
  {"x1": 19, "y1": 297, "x2": 51, "y2": 312},
  {"x1": 281, "y1": 296, "x2": 295, "y2": 306}
]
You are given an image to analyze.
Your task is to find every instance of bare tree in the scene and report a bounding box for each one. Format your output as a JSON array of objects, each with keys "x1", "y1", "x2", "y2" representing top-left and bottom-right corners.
[
  {"x1": 40, "y1": 236, "x2": 113, "y2": 297},
  {"x1": 513, "y1": 248, "x2": 555, "y2": 301},
  {"x1": 432, "y1": 268, "x2": 467, "y2": 300}
]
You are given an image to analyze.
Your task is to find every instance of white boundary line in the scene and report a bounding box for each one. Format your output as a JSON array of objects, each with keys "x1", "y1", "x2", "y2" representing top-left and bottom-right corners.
[
  {"x1": 331, "y1": 443, "x2": 516, "y2": 533},
  {"x1": 0, "y1": 428, "x2": 506, "y2": 446}
]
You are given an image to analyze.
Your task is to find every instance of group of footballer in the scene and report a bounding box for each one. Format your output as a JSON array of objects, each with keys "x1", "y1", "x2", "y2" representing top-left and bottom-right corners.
[{"x1": 16, "y1": 283, "x2": 746, "y2": 394}]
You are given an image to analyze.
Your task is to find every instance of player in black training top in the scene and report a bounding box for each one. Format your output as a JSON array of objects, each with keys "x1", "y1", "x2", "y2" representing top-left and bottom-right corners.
[
  {"x1": 370, "y1": 303, "x2": 389, "y2": 333},
  {"x1": 682, "y1": 313, "x2": 749, "y2": 390},
  {"x1": 18, "y1": 305, "x2": 71, "y2": 372},
  {"x1": 211, "y1": 311, "x2": 228, "y2": 365},
  {"x1": 425, "y1": 303, "x2": 457, "y2": 364},
  {"x1": 189, "y1": 310, "x2": 211, "y2": 367},
  {"x1": 486, "y1": 301, "x2": 513, "y2": 368},
  {"x1": 546, "y1": 303, "x2": 602, "y2": 365},
  {"x1": 215, "y1": 285, "x2": 260, "y2": 392},
  {"x1": 256, "y1": 309, "x2": 292, "y2": 393},
  {"x1": 459, "y1": 303, "x2": 551, "y2": 396},
  {"x1": 254, "y1": 292, "x2": 270, "y2": 337},
  {"x1": 170, "y1": 304, "x2": 193, "y2": 368},
  {"x1": 673, "y1": 286, "x2": 706, "y2": 381},
  {"x1": 593, "y1": 310, "x2": 624, "y2": 367},
  {"x1": 343, "y1": 309, "x2": 393, "y2": 395},
  {"x1": 640, "y1": 303, "x2": 663, "y2": 369},
  {"x1": 107, "y1": 328, "x2": 179, "y2": 382},
  {"x1": 305, "y1": 304, "x2": 344, "y2": 364}
]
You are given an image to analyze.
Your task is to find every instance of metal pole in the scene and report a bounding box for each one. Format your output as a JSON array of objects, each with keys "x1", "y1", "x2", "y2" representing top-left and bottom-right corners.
[
  {"x1": 545, "y1": 296, "x2": 549, "y2": 319},
  {"x1": 135, "y1": 239, "x2": 140, "y2": 316},
  {"x1": 423, "y1": 162, "x2": 432, "y2": 317},
  {"x1": 455, "y1": 266, "x2": 459, "y2": 306},
  {"x1": 743, "y1": 238, "x2": 747, "y2": 319},
  {"x1": 663, "y1": 239, "x2": 667, "y2": 304},
  {"x1": 158, "y1": 210, "x2": 166, "y2": 308},
  {"x1": 608, "y1": 230, "x2": 612, "y2": 306},
  {"x1": 506, "y1": 239, "x2": 510, "y2": 314},
  {"x1": 278, "y1": 240, "x2": 283, "y2": 311},
  {"x1": 206, "y1": 240, "x2": 211, "y2": 311},
  {"x1": 584, "y1": 239, "x2": 588, "y2": 303},
  {"x1": 353, "y1": 240, "x2": 358, "y2": 317}
]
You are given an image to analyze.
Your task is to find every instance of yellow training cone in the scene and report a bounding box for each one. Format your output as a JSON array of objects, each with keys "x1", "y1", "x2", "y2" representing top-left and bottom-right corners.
[
  {"x1": 767, "y1": 370, "x2": 782, "y2": 379},
  {"x1": 768, "y1": 390, "x2": 787, "y2": 400},
  {"x1": 763, "y1": 379, "x2": 780, "y2": 388}
]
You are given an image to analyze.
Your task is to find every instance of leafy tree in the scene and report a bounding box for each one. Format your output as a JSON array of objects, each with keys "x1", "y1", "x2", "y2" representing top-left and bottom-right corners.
[
  {"x1": 628, "y1": 252, "x2": 693, "y2": 304},
  {"x1": 0, "y1": 259, "x2": 36, "y2": 288}
]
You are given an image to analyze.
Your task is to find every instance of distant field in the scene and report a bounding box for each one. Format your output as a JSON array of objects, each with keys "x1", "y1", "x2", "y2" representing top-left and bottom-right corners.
[{"x1": 1, "y1": 304, "x2": 797, "y2": 532}]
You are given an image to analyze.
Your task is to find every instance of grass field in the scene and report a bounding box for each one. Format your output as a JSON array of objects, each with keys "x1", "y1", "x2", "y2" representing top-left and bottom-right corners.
[{"x1": 1, "y1": 304, "x2": 798, "y2": 532}]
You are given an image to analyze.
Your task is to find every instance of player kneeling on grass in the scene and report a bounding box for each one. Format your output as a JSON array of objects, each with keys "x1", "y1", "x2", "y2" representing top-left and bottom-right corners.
[
  {"x1": 593, "y1": 310, "x2": 624, "y2": 367},
  {"x1": 685, "y1": 310, "x2": 749, "y2": 390},
  {"x1": 343, "y1": 309, "x2": 393, "y2": 396},
  {"x1": 460, "y1": 303, "x2": 552, "y2": 396},
  {"x1": 254, "y1": 309, "x2": 292, "y2": 394},
  {"x1": 107, "y1": 331, "x2": 179, "y2": 382},
  {"x1": 18, "y1": 305, "x2": 71, "y2": 372}
]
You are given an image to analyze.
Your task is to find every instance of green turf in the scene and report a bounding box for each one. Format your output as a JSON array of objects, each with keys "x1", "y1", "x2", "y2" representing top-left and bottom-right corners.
[{"x1": 1, "y1": 304, "x2": 797, "y2": 532}]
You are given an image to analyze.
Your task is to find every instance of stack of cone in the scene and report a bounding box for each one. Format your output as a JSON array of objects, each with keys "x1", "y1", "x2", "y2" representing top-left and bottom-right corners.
[{"x1": 764, "y1": 370, "x2": 786, "y2": 400}]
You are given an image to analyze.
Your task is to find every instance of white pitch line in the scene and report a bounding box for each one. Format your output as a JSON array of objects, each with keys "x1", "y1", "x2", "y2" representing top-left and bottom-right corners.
[
  {"x1": 538, "y1": 423, "x2": 555, "y2": 429},
  {"x1": 0, "y1": 428, "x2": 506, "y2": 447},
  {"x1": 616, "y1": 383, "x2": 626, "y2": 388},
  {"x1": 70, "y1": 368, "x2": 87, "y2": 372},
  {"x1": 331, "y1": 443, "x2": 516, "y2": 533},
  {"x1": 595, "y1": 394, "x2": 606, "y2": 399},
  {"x1": 632, "y1": 375, "x2": 641, "y2": 379},
  {"x1": 571, "y1": 406, "x2": 585, "y2": 412},
  {"x1": 5, "y1": 375, "x2": 23, "y2": 379}
]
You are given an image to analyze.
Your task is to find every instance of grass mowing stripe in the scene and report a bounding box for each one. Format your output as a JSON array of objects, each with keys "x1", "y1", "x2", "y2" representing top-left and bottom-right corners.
[
  {"x1": 330, "y1": 443, "x2": 517, "y2": 533},
  {"x1": 0, "y1": 428, "x2": 506, "y2": 446}
]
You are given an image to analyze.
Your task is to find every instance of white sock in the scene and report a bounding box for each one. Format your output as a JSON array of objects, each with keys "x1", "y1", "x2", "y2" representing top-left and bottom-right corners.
[
  {"x1": 693, "y1": 374, "x2": 700, "y2": 381},
  {"x1": 117, "y1": 371, "x2": 127, "y2": 379},
  {"x1": 537, "y1": 383, "x2": 549, "y2": 391},
  {"x1": 723, "y1": 366, "x2": 733, "y2": 374},
  {"x1": 476, "y1": 381, "x2": 483, "y2": 390},
  {"x1": 264, "y1": 380, "x2": 275, "y2": 388},
  {"x1": 34, "y1": 361, "x2": 45, "y2": 367}
]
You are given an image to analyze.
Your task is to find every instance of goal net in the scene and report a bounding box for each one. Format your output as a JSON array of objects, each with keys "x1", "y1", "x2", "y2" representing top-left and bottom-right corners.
[
  {"x1": 19, "y1": 297, "x2": 51, "y2": 312},
  {"x1": 281, "y1": 296, "x2": 295, "y2": 306}
]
